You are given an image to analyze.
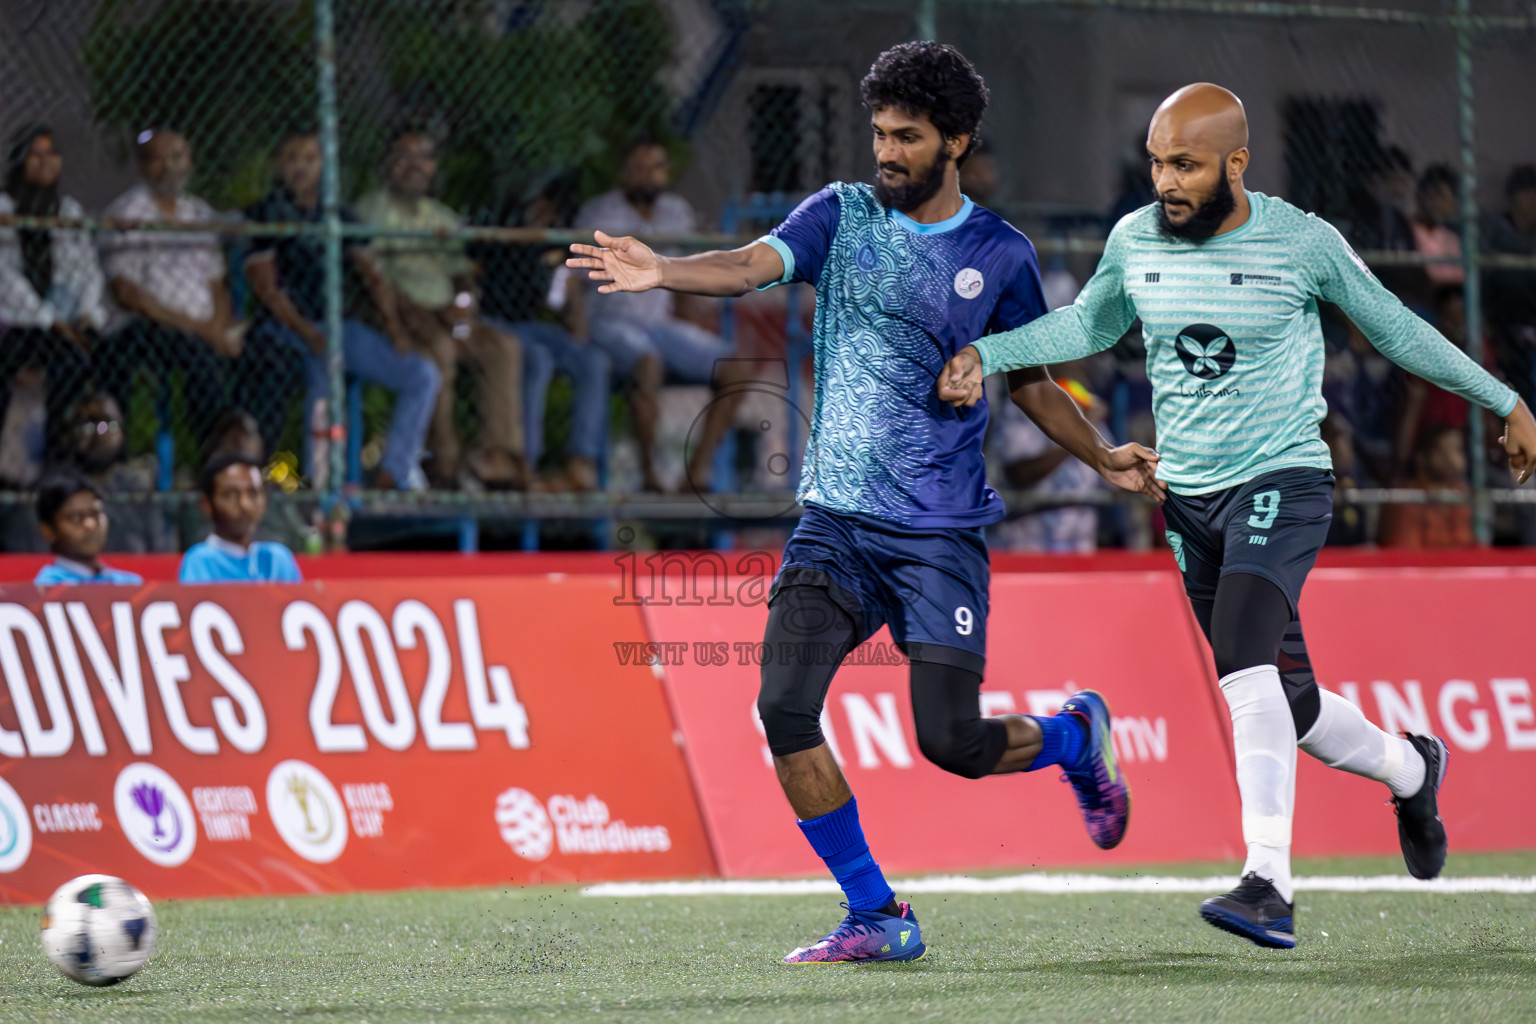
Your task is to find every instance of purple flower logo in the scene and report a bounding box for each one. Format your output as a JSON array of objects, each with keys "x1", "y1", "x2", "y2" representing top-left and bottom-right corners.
[
  {"x1": 129, "y1": 780, "x2": 182, "y2": 851},
  {"x1": 114, "y1": 764, "x2": 195, "y2": 867},
  {"x1": 131, "y1": 783, "x2": 166, "y2": 839}
]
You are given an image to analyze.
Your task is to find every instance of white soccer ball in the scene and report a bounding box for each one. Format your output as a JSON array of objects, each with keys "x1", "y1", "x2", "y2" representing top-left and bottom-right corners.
[{"x1": 41, "y1": 874, "x2": 157, "y2": 986}]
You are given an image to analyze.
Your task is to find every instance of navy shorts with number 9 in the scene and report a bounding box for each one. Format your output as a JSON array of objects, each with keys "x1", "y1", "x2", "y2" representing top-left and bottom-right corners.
[
  {"x1": 1161, "y1": 467, "x2": 1334, "y2": 615},
  {"x1": 770, "y1": 504, "x2": 990, "y2": 674}
]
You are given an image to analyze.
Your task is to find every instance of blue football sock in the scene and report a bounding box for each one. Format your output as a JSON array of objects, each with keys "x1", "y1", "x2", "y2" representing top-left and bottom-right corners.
[
  {"x1": 797, "y1": 797, "x2": 895, "y2": 913},
  {"x1": 1026, "y1": 712, "x2": 1089, "y2": 772}
]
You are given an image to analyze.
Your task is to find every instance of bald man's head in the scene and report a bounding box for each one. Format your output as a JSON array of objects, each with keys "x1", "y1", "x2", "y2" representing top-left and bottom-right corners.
[
  {"x1": 1152, "y1": 84, "x2": 1248, "y2": 154},
  {"x1": 1147, "y1": 83, "x2": 1251, "y2": 242}
]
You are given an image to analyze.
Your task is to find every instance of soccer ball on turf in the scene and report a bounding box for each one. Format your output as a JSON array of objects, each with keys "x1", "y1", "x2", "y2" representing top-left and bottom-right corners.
[{"x1": 41, "y1": 874, "x2": 157, "y2": 986}]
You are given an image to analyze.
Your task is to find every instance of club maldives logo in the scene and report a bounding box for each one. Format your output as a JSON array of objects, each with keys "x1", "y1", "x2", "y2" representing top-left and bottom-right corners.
[
  {"x1": 494, "y1": 788, "x2": 554, "y2": 861},
  {"x1": 0, "y1": 776, "x2": 32, "y2": 873},
  {"x1": 266, "y1": 760, "x2": 347, "y2": 864},
  {"x1": 494, "y1": 788, "x2": 670, "y2": 861},
  {"x1": 113, "y1": 763, "x2": 196, "y2": 867}
]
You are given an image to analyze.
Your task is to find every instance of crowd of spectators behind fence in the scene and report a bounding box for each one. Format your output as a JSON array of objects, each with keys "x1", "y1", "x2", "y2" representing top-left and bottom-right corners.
[{"x1": 0, "y1": 118, "x2": 1533, "y2": 553}]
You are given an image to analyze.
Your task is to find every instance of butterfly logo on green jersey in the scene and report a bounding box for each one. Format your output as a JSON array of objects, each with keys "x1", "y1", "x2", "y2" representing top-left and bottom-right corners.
[{"x1": 1174, "y1": 323, "x2": 1236, "y2": 380}]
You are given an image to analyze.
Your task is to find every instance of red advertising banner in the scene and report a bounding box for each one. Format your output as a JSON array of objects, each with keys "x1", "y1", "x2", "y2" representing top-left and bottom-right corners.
[
  {"x1": 4, "y1": 562, "x2": 1528, "y2": 906},
  {"x1": 1293, "y1": 567, "x2": 1536, "y2": 856},
  {"x1": 0, "y1": 578, "x2": 715, "y2": 904},
  {"x1": 648, "y1": 570, "x2": 1246, "y2": 878}
]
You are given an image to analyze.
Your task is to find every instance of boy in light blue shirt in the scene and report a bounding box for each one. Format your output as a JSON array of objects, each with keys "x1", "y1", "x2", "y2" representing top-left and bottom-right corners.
[
  {"x1": 33, "y1": 468, "x2": 143, "y2": 586},
  {"x1": 179, "y1": 451, "x2": 302, "y2": 584}
]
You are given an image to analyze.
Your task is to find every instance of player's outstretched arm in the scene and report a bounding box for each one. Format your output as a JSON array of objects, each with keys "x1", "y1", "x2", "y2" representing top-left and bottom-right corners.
[
  {"x1": 566, "y1": 231, "x2": 785, "y2": 297},
  {"x1": 936, "y1": 303, "x2": 1124, "y2": 408},
  {"x1": 938, "y1": 232, "x2": 1136, "y2": 406},
  {"x1": 1007, "y1": 368, "x2": 1166, "y2": 502},
  {"x1": 1310, "y1": 218, "x2": 1532, "y2": 483}
]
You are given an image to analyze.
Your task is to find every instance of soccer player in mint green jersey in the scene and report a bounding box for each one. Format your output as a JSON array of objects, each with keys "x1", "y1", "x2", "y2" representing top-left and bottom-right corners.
[
  {"x1": 572, "y1": 43, "x2": 1161, "y2": 964},
  {"x1": 941, "y1": 83, "x2": 1536, "y2": 950}
]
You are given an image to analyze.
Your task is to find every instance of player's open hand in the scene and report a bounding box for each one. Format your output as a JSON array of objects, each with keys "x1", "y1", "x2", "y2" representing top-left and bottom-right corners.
[
  {"x1": 566, "y1": 230, "x2": 664, "y2": 294},
  {"x1": 1098, "y1": 443, "x2": 1167, "y2": 503},
  {"x1": 1501, "y1": 397, "x2": 1536, "y2": 485},
  {"x1": 938, "y1": 345, "x2": 984, "y2": 407}
]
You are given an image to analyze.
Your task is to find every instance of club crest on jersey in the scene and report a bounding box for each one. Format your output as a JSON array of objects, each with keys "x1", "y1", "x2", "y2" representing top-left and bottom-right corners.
[
  {"x1": 1174, "y1": 323, "x2": 1236, "y2": 380},
  {"x1": 954, "y1": 267, "x2": 984, "y2": 299},
  {"x1": 856, "y1": 242, "x2": 878, "y2": 273}
]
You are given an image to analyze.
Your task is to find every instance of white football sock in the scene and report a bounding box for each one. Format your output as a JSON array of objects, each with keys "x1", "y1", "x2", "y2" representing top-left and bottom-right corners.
[
  {"x1": 1220, "y1": 665, "x2": 1296, "y2": 904},
  {"x1": 1299, "y1": 689, "x2": 1426, "y2": 799}
]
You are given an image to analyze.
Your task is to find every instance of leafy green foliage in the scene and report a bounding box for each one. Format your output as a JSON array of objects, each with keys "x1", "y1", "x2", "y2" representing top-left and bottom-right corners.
[
  {"x1": 83, "y1": 0, "x2": 317, "y2": 209},
  {"x1": 83, "y1": 0, "x2": 681, "y2": 216}
]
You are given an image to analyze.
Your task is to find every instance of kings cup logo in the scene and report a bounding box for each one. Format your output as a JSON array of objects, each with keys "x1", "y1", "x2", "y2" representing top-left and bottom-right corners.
[
  {"x1": 954, "y1": 267, "x2": 984, "y2": 300},
  {"x1": 266, "y1": 760, "x2": 348, "y2": 864},
  {"x1": 114, "y1": 763, "x2": 196, "y2": 867}
]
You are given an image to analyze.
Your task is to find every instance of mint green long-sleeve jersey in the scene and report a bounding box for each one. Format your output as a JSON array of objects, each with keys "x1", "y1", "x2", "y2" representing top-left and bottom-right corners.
[{"x1": 973, "y1": 192, "x2": 1518, "y2": 495}]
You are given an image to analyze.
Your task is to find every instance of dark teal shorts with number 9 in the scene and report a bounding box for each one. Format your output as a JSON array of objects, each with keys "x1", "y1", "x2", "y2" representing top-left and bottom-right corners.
[{"x1": 1161, "y1": 467, "x2": 1335, "y2": 616}]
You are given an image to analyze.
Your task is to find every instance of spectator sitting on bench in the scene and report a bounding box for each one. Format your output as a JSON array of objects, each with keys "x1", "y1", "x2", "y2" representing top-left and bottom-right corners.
[
  {"x1": 358, "y1": 128, "x2": 527, "y2": 489},
  {"x1": 575, "y1": 137, "x2": 748, "y2": 491},
  {"x1": 33, "y1": 465, "x2": 143, "y2": 585},
  {"x1": 244, "y1": 128, "x2": 439, "y2": 489},
  {"x1": 476, "y1": 176, "x2": 610, "y2": 492},
  {"x1": 97, "y1": 127, "x2": 242, "y2": 445},
  {"x1": 179, "y1": 450, "x2": 302, "y2": 583},
  {"x1": 0, "y1": 124, "x2": 100, "y2": 463}
]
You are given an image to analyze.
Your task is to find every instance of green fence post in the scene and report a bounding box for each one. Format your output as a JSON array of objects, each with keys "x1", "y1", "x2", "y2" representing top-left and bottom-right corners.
[
  {"x1": 1455, "y1": 0, "x2": 1490, "y2": 544},
  {"x1": 916, "y1": 0, "x2": 938, "y2": 40},
  {"x1": 316, "y1": 0, "x2": 348, "y2": 541}
]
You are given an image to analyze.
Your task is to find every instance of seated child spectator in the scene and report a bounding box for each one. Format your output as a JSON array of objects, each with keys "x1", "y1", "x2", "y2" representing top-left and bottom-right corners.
[
  {"x1": 179, "y1": 451, "x2": 302, "y2": 583},
  {"x1": 33, "y1": 466, "x2": 143, "y2": 585}
]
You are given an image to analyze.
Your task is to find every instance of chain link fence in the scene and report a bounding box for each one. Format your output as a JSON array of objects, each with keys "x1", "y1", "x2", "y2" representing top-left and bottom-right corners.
[{"x1": 0, "y1": 0, "x2": 1533, "y2": 553}]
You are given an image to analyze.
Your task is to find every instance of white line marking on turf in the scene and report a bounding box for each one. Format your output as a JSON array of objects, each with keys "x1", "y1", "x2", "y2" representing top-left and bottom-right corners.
[{"x1": 582, "y1": 874, "x2": 1536, "y2": 897}]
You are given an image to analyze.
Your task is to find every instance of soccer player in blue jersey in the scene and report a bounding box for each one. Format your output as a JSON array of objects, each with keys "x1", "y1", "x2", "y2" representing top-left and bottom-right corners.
[
  {"x1": 179, "y1": 452, "x2": 302, "y2": 584},
  {"x1": 571, "y1": 42, "x2": 1161, "y2": 964},
  {"x1": 33, "y1": 468, "x2": 143, "y2": 586},
  {"x1": 941, "y1": 83, "x2": 1536, "y2": 949}
]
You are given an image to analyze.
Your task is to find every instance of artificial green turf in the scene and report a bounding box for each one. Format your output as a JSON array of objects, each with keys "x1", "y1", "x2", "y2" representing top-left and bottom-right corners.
[{"x1": 3, "y1": 853, "x2": 1533, "y2": 1023}]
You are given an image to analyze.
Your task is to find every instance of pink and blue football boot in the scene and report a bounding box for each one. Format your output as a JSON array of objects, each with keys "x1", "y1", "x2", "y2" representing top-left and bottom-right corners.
[
  {"x1": 782, "y1": 901, "x2": 926, "y2": 964},
  {"x1": 1059, "y1": 689, "x2": 1131, "y2": 850}
]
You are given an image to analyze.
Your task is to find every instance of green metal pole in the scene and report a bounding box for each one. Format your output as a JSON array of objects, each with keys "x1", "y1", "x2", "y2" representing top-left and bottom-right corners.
[
  {"x1": 1454, "y1": 0, "x2": 1489, "y2": 543},
  {"x1": 917, "y1": 0, "x2": 938, "y2": 39},
  {"x1": 316, "y1": 0, "x2": 347, "y2": 529}
]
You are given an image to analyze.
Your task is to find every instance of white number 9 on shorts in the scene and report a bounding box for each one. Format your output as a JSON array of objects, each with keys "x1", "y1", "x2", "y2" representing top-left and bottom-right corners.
[{"x1": 954, "y1": 606, "x2": 974, "y2": 636}]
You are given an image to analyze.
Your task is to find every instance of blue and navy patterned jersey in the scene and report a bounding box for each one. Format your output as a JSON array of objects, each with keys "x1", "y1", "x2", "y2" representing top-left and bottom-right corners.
[{"x1": 758, "y1": 182, "x2": 1047, "y2": 528}]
